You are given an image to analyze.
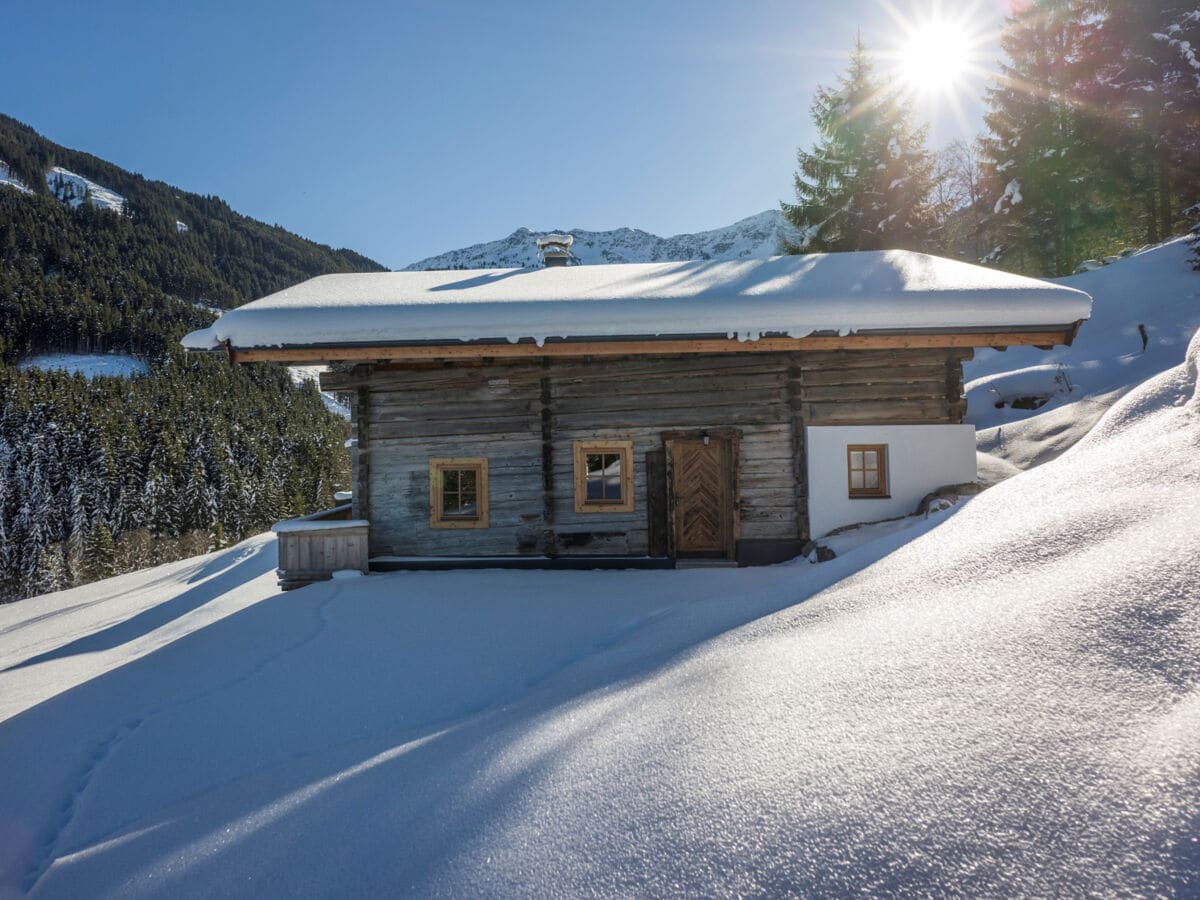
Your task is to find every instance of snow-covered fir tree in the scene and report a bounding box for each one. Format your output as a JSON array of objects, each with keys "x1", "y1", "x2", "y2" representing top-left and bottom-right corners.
[{"x1": 783, "y1": 38, "x2": 937, "y2": 253}]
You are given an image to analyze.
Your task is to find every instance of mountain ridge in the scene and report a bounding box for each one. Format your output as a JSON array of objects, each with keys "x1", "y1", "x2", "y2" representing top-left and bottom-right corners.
[{"x1": 404, "y1": 209, "x2": 801, "y2": 270}]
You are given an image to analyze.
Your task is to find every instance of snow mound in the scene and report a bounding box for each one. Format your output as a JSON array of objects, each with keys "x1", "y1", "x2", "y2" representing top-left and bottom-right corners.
[
  {"x1": 967, "y1": 236, "x2": 1200, "y2": 467},
  {"x1": 17, "y1": 353, "x2": 149, "y2": 379},
  {"x1": 1, "y1": 335, "x2": 1197, "y2": 896},
  {"x1": 45, "y1": 166, "x2": 126, "y2": 213}
]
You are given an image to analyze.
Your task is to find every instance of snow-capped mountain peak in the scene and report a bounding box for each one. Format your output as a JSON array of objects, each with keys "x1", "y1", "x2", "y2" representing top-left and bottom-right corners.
[{"x1": 404, "y1": 209, "x2": 801, "y2": 270}]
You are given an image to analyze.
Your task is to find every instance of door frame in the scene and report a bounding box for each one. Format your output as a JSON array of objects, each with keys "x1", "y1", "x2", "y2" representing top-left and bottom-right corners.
[{"x1": 662, "y1": 428, "x2": 741, "y2": 560}]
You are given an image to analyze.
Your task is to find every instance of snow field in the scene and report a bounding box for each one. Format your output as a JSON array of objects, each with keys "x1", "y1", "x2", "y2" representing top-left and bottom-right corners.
[
  {"x1": 16, "y1": 353, "x2": 150, "y2": 380},
  {"x1": 0, "y1": 328, "x2": 1197, "y2": 896}
]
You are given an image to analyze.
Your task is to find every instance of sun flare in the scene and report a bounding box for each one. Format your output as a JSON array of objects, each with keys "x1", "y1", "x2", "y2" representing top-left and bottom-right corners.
[{"x1": 900, "y1": 21, "x2": 972, "y2": 91}]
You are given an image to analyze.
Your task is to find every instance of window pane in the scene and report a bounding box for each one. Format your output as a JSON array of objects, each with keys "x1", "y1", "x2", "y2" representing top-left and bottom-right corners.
[
  {"x1": 864, "y1": 470, "x2": 879, "y2": 489},
  {"x1": 441, "y1": 468, "x2": 480, "y2": 517},
  {"x1": 863, "y1": 450, "x2": 877, "y2": 469},
  {"x1": 586, "y1": 475, "x2": 605, "y2": 499},
  {"x1": 850, "y1": 450, "x2": 863, "y2": 469},
  {"x1": 603, "y1": 454, "x2": 622, "y2": 498},
  {"x1": 850, "y1": 471, "x2": 864, "y2": 489},
  {"x1": 587, "y1": 454, "x2": 603, "y2": 475}
]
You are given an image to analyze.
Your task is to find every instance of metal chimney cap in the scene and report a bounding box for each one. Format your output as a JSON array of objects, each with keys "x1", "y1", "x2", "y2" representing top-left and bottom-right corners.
[{"x1": 537, "y1": 233, "x2": 574, "y2": 249}]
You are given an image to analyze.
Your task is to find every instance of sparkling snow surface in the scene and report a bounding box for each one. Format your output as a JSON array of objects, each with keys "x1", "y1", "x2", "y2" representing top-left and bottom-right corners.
[
  {"x1": 17, "y1": 353, "x2": 149, "y2": 379},
  {"x1": 44, "y1": 167, "x2": 126, "y2": 213},
  {"x1": 183, "y1": 251, "x2": 1091, "y2": 351},
  {"x1": 2, "y1": 331, "x2": 1198, "y2": 896},
  {"x1": 967, "y1": 237, "x2": 1200, "y2": 468}
]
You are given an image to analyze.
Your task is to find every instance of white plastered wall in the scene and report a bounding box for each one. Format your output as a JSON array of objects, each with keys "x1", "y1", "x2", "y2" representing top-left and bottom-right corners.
[{"x1": 806, "y1": 424, "x2": 977, "y2": 539}]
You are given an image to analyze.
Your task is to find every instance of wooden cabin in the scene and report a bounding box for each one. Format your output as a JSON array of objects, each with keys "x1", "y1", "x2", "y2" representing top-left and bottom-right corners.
[{"x1": 184, "y1": 248, "x2": 1090, "y2": 581}]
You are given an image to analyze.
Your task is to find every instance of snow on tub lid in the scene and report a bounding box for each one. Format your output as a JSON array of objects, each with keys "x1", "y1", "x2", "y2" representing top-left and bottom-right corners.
[{"x1": 182, "y1": 251, "x2": 1093, "y2": 350}]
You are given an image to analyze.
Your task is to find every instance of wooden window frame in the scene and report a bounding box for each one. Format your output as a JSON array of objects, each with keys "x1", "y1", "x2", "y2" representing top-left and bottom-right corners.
[
  {"x1": 573, "y1": 440, "x2": 635, "y2": 513},
  {"x1": 847, "y1": 444, "x2": 889, "y2": 499},
  {"x1": 429, "y1": 457, "x2": 489, "y2": 529}
]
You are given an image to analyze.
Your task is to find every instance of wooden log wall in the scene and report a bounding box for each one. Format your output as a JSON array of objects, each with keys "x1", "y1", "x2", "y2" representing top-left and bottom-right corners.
[{"x1": 321, "y1": 346, "x2": 972, "y2": 559}]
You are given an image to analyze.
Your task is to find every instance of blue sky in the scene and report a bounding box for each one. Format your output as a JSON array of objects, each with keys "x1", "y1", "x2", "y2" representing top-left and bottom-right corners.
[{"x1": 1, "y1": 1, "x2": 1006, "y2": 268}]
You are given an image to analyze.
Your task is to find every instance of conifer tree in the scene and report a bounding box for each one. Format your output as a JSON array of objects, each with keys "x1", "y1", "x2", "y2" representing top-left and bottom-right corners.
[
  {"x1": 783, "y1": 37, "x2": 937, "y2": 253},
  {"x1": 83, "y1": 520, "x2": 116, "y2": 582},
  {"x1": 979, "y1": 0, "x2": 1123, "y2": 276}
]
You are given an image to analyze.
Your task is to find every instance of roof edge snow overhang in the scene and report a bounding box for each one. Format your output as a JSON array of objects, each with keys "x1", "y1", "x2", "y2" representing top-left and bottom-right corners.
[{"x1": 211, "y1": 320, "x2": 1086, "y2": 365}]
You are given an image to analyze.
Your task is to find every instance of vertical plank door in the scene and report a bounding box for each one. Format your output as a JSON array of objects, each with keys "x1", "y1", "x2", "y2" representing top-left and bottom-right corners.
[{"x1": 668, "y1": 435, "x2": 736, "y2": 558}]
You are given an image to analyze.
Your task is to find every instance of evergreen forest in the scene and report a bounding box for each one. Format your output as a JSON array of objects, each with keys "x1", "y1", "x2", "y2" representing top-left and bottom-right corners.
[{"x1": 0, "y1": 114, "x2": 384, "y2": 601}]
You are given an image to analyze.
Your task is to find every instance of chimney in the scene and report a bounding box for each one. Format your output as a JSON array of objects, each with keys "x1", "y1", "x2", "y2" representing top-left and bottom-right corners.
[{"x1": 537, "y1": 233, "x2": 573, "y2": 267}]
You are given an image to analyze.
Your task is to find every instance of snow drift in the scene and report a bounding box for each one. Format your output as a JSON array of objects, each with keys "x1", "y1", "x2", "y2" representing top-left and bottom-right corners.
[
  {"x1": 1, "y1": 335, "x2": 1197, "y2": 896},
  {"x1": 967, "y1": 236, "x2": 1200, "y2": 468}
]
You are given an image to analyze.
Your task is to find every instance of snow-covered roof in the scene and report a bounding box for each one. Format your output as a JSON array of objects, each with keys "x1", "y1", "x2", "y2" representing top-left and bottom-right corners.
[{"x1": 182, "y1": 251, "x2": 1092, "y2": 351}]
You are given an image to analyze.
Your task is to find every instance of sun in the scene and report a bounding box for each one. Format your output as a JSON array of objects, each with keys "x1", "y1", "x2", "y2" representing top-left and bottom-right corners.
[{"x1": 899, "y1": 21, "x2": 972, "y2": 92}]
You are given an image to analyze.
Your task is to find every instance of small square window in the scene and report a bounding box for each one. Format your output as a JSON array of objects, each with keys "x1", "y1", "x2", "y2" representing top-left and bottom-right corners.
[
  {"x1": 574, "y1": 440, "x2": 634, "y2": 513},
  {"x1": 847, "y1": 444, "x2": 888, "y2": 498},
  {"x1": 430, "y1": 458, "x2": 488, "y2": 528}
]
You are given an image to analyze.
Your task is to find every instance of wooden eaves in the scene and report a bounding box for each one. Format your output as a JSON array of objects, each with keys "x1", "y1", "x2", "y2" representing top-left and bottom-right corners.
[{"x1": 221, "y1": 320, "x2": 1085, "y2": 365}]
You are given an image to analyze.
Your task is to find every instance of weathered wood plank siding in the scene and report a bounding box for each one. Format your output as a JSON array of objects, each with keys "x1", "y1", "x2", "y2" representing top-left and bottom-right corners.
[
  {"x1": 324, "y1": 346, "x2": 972, "y2": 560},
  {"x1": 365, "y1": 364, "x2": 544, "y2": 557}
]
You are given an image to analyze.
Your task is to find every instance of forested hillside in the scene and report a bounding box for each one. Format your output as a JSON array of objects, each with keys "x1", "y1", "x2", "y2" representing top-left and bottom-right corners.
[{"x1": 0, "y1": 115, "x2": 385, "y2": 602}]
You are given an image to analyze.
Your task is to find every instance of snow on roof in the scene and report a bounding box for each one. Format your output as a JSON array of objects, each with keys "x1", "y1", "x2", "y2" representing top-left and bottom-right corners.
[{"x1": 182, "y1": 250, "x2": 1092, "y2": 351}]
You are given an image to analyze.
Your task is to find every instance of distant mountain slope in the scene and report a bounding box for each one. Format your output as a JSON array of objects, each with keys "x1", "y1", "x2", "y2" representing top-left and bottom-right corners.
[
  {"x1": 0, "y1": 114, "x2": 368, "y2": 602},
  {"x1": 404, "y1": 209, "x2": 801, "y2": 270},
  {"x1": 0, "y1": 113, "x2": 384, "y2": 331}
]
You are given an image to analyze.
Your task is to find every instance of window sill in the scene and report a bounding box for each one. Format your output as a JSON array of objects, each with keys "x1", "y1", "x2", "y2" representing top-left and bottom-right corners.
[{"x1": 848, "y1": 494, "x2": 891, "y2": 500}]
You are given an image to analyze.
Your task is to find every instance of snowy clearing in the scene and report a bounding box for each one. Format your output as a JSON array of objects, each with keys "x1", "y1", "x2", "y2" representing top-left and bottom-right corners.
[
  {"x1": 2, "y1": 327, "x2": 1197, "y2": 896},
  {"x1": 44, "y1": 167, "x2": 126, "y2": 214},
  {"x1": 0, "y1": 160, "x2": 31, "y2": 194},
  {"x1": 16, "y1": 353, "x2": 149, "y2": 380},
  {"x1": 967, "y1": 236, "x2": 1199, "y2": 469}
]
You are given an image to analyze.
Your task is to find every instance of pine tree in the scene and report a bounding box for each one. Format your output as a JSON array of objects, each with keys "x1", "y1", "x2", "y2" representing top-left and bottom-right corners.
[
  {"x1": 83, "y1": 520, "x2": 116, "y2": 581},
  {"x1": 783, "y1": 37, "x2": 938, "y2": 253},
  {"x1": 979, "y1": 0, "x2": 1122, "y2": 275}
]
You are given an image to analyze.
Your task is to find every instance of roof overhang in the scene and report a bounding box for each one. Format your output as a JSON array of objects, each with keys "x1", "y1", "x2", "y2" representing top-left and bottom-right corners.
[{"x1": 216, "y1": 321, "x2": 1085, "y2": 365}]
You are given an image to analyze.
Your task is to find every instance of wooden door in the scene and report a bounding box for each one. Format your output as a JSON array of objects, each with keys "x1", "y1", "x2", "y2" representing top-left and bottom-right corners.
[{"x1": 667, "y1": 434, "x2": 737, "y2": 558}]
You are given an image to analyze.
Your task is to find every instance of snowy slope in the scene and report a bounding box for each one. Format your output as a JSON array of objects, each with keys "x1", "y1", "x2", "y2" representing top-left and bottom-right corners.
[
  {"x1": 45, "y1": 166, "x2": 126, "y2": 213},
  {"x1": 966, "y1": 237, "x2": 1200, "y2": 468},
  {"x1": 287, "y1": 365, "x2": 350, "y2": 419},
  {"x1": 0, "y1": 160, "x2": 31, "y2": 194},
  {"x1": 2, "y1": 330, "x2": 1197, "y2": 896},
  {"x1": 404, "y1": 209, "x2": 802, "y2": 270}
]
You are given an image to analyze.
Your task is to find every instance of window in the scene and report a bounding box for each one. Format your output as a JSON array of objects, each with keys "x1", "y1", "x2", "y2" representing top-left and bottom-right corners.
[
  {"x1": 429, "y1": 458, "x2": 488, "y2": 528},
  {"x1": 573, "y1": 440, "x2": 634, "y2": 513},
  {"x1": 847, "y1": 444, "x2": 888, "y2": 498}
]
